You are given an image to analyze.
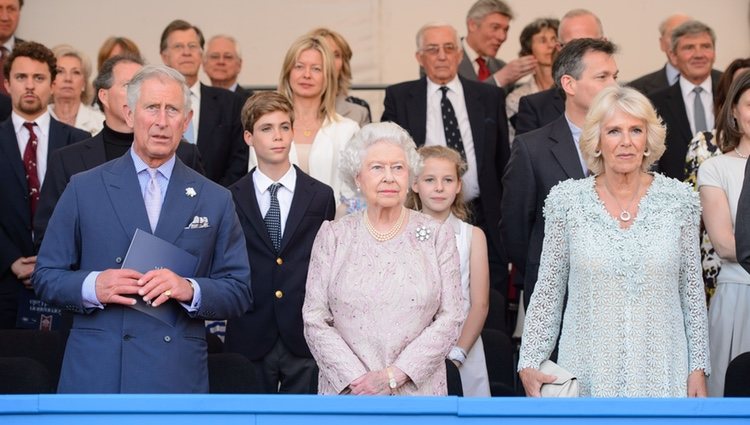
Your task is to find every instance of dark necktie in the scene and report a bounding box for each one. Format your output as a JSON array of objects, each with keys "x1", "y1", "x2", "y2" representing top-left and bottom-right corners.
[
  {"x1": 22, "y1": 122, "x2": 40, "y2": 223},
  {"x1": 693, "y1": 87, "x2": 708, "y2": 133},
  {"x1": 264, "y1": 183, "x2": 282, "y2": 252},
  {"x1": 476, "y1": 57, "x2": 490, "y2": 82},
  {"x1": 439, "y1": 86, "x2": 466, "y2": 160}
]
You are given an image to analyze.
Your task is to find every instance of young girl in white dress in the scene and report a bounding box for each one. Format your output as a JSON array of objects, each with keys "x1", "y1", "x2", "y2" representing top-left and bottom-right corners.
[{"x1": 407, "y1": 146, "x2": 491, "y2": 397}]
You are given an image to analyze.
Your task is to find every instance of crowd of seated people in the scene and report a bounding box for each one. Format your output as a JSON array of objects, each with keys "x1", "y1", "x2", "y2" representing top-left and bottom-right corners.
[{"x1": 2, "y1": 0, "x2": 750, "y2": 399}]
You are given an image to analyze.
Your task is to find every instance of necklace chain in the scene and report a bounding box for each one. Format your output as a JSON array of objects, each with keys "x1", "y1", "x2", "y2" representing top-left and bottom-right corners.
[
  {"x1": 600, "y1": 175, "x2": 642, "y2": 222},
  {"x1": 736, "y1": 147, "x2": 748, "y2": 159},
  {"x1": 364, "y1": 208, "x2": 406, "y2": 242}
]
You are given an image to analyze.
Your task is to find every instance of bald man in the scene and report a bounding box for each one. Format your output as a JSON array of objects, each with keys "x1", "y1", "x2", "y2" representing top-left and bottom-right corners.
[{"x1": 628, "y1": 14, "x2": 691, "y2": 96}]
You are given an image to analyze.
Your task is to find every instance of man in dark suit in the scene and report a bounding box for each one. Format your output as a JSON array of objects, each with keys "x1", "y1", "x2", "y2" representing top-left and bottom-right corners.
[
  {"x1": 34, "y1": 54, "x2": 205, "y2": 250},
  {"x1": 514, "y1": 8, "x2": 604, "y2": 136},
  {"x1": 225, "y1": 92, "x2": 334, "y2": 394},
  {"x1": 382, "y1": 23, "x2": 510, "y2": 293},
  {"x1": 628, "y1": 14, "x2": 690, "y2": 96},
  {"x1": 501, "y1": 38, "x2": 618, "y2": 308},
  {"x1": 203, "y1": 34, "x2": 254, "y2": 104},
  {"x1": 32, "y1": 65, "x2": 252, "y2": 393},
  {"x1": 648, "y1": 20, "x2": 722, "y2": 181},
  {"x1": 0, "y1": 0, "x2": 23, "y2": 95},
  {"x1": 459, "y1": 0, "x2": 536, "y2": 90},
  {"x1": 0, "y1": 42, "x2": 89, "y2": 329},
  {"x1": 160, "y1": 20, "x2": 248, "y2": 186}
]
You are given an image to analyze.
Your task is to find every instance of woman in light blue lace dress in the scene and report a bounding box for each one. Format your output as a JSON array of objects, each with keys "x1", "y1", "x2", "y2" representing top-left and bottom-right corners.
[{"x1": 518, "y1": 86, "x2": 710, "y2": 397}]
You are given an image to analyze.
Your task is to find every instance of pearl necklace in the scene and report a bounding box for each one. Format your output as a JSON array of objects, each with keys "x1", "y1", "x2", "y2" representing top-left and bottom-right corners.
[
  {"x1": 735, "y1": 147, "x2": 748, "y2": 159},
  {"x1": 364, "y1": 208, "x2": 406, "y2": 242},
  {"x1": 600, "y1": 176, "x2": 642, "y2": 222}
]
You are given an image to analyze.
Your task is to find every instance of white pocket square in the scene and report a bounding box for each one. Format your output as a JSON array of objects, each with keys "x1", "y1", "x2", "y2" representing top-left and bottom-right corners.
[{"x1": 185, "y1": 216, "x2": 210, "y2": 229}]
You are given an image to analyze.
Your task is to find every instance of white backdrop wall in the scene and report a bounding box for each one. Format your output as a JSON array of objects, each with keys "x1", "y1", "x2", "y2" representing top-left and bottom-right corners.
[{"x1": 19, "y1": 0, "x2": 750, "y2": 120}]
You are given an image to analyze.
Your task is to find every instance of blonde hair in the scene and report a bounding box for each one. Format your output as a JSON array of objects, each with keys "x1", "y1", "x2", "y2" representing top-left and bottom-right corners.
[
  {"x1": 278, "y1": 34, "x2": 338, "y2": 122},
  {"x1": 308, "y1": 27, "x2": 353, "y2": 95},
  {"x1": 406, "y1": 145, "x2": 471, "y2": 221},
  {"x1": 579, "y1": 85, "x2": 666, "y2": 175},
  {"x1": 52, "y1": 44, "x2": 94, "y2": 104}
]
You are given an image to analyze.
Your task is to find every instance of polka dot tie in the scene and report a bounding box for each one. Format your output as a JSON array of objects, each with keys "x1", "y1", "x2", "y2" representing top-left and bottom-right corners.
[
  {"x1": 22, "y1": 122, "x2": 40, "y2": 224},
  {"x1": 439, "y1": 86, "x2": 466, "y2": 160},
  {"x1": 264, "y1": 183, "x2": 282, "y2": 252}
]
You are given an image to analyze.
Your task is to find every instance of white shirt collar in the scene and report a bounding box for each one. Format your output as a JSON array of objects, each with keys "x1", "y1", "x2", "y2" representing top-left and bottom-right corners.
[
  {"x1": 426, "y1": 74, "x2": 463, "y2": 96},
  {"x1": 12, "y1": 110, "x2": 51, "y2": 136},
  {"x1": 665, "y1": 62, "x2": 680, "y2": 85},
  {"x1": 3, "y1": 36, "x2": 16, "y2": 53},
  {"x1": 679, "y1": 74, "x2": 713, "y2": 97},
  {"x1": 130, "y1": 147, "x2": 176, "y2": 179},
  {"x1": 461, "y1": 37, "x2": 483, "y2": 63},
  {"x1": 253, "y1": 164, "x2": 297, "y2": 194}
]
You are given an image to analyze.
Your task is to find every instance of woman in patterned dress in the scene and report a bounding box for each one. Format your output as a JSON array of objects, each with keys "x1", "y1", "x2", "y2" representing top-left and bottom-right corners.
[
  {"x1": 303, "y1": 122, "x2": 465, "y2": 395},
  {"x1": 518, "y1": 86, "x2": 710, "y2": 397}
]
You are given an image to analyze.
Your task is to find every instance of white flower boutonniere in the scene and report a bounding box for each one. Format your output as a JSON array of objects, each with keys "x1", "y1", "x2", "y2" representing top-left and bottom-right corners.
[
  {"x1": 415, "y1": 225, "x2": 432, "y2": 242},
  {"x1": 185, "y1": 187, "x2": 197, "y2": 198}
]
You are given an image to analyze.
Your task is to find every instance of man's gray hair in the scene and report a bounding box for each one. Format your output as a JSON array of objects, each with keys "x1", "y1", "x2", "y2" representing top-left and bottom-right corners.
[
  {"x1": 415, "y1": 22, "x2": 460, "y2": 51},
  {"x1": 670, "y1": 20, "x2": 716, "y2": 52},
  {"x1": 205, "y1": 34, "x2": 242, "y2": 60},
  {"x1": 339, "y1": 122, "x2": 422, "y2": 192},
  {"x1": 93, "y1": 54, "x2": 144, "y2": 111},
  {"x1": 126, "y1": 65, "x2": 191, "y2": 116},
  {"x1": 466, "y1": 0, "x2": 513, "y2": 22},
  {"x1": 559, "y1": 8, "x2": 604, "y2": 40}
]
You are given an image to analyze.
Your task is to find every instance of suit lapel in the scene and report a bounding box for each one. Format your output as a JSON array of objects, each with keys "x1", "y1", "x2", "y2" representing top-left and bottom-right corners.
[
  {"x1": 280, "y1": 167, "x2": 313, "y2": 253},
  {"x1": 407, "y1": 79, "x2": 428, "y2": 145},
  {"x1": 548, "y1": 116, "x2": 585, "y2": 179},
  {"x1": 668, "y1": 82, "x2": 692, "y2": 143},
  {"x1": 458, "y1": 52, "x2": 478, "y2": 80},
  {"x1": 154, "y1": 159, "x2": 203, "y2": 244},
  {"x1": 0, "y1": 119, "x2": 26, "y2": 190},
  {"x1": 234, "y1": 170, "x2": 276, "y2": 253},
  {"x1": 196, "y1": 84, "x2": 216, "y2": 147},
  {"x1": 102, "y1": 154, "x2": 152, "y2": 238},
  {"x1": 47, "y1": 118, "x2": 70, "y2": 156},
  {"x1": 80, "y1": 133, "x2": 108, "y2": 169},
  {"x1": 461, "y1": 77, "x2": 485, "y2": 170}
]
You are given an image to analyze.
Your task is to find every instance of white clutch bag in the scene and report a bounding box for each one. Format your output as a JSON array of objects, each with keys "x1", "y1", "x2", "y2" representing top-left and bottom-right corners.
[{"x1": 539, "y1": 360, "x2": 580, "y2": 397}]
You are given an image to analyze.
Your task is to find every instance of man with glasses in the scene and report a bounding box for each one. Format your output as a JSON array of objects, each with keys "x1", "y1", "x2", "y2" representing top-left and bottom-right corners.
[
  {"x1": 382, "y1": 22, "x2": 510, "y2": 296},
  {"x1": 203, "y1": 34, "x2": 253, "y2": 103},
  {"x1": 160, "y1": 19, "x2": 247, "y2": 186}
]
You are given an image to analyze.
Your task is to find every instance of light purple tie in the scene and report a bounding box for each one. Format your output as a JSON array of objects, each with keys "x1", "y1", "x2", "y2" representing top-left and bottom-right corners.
[{"x1": 144, "y1": 168, "x2": 162, "y2": 232}]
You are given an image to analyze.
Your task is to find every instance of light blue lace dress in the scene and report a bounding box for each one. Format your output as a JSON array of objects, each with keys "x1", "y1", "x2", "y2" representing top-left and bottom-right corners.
[{"x1": 518, "y1": 174, "x2": 710, "y2": 397}]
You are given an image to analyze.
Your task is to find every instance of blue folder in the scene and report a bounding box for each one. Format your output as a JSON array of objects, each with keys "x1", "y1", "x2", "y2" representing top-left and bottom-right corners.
[{"x1": 121, "y1": 229, "x2": 198, "y2": 326}]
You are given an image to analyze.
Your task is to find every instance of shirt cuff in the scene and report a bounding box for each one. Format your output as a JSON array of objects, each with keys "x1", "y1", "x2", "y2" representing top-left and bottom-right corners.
[
  {"x1": 82, "y1": 271, "x2": 104, "y2": 309},
  {"x1": 179, "y1": 278, "x2": 201, "y2": 312}
]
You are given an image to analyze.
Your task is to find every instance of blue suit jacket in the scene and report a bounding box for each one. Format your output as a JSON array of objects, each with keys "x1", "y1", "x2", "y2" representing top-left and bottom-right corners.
[
  {"x1": 33, "y1": 152, "x2": 252, "y2": 393},
  {"x1": 0, "y1": 116, "x2": 88, "y2": 328},
  {"x1": 224, "y1": 166, "x2": 335, "y2": 360}
]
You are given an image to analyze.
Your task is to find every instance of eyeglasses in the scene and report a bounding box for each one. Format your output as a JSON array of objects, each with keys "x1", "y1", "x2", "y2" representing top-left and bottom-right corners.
[
  {"x1": 169, "y1": 43, "x2": 202, "y2": 53},
  {"x1": 206, "y1": 53, "x2": 238, "y2": 61},
  {"x1": 420, "y1": 43, "x2": 459, "y2": 56}
]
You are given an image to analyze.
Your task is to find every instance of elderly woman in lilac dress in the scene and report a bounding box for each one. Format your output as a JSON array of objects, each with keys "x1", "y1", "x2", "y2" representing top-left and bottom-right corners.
[{"x1": 303, "y1": 122, "x2": 465, "y2": 395}]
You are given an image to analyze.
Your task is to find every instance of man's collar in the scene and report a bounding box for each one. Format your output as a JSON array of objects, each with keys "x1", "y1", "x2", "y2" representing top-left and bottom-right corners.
[
  {"x1": 129, "y1": 147, "x2": 176, "y2": 178},
  {"x1": 426, "y1": 75, "x2": 462, "y2": 94},
  {"x1": 679, "y1": 74, "x2": 713, "y2": 96},
  {"x1": 461, "y1": 37, "x2": 482, "y2": 63},
  {"x1": 12, "y1": 110, "x2": 51, "y2": 135},
  {"x1": 254, "y1": 164, "x2": 297, "y2": 193}
]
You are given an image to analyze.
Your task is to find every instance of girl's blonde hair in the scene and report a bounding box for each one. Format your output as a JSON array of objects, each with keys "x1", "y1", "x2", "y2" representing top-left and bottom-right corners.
[{"x1": 406, "y1": 145, "x2": 470, "y2": 221}]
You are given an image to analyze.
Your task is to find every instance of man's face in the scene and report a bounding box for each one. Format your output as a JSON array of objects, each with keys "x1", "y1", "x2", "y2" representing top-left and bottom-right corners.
[
  {"x1": 5, "y1": 56, "x2": 52, "y2": 120},
  {"x1": 161, "y1": 29, "x2": 202, "y2": 82},
  {"x1": 203, "y1": 37, "x2": 242, "y2": 86},
  {"x1": 558, "y1": 14, "x2": 602, "y2": 45},
  {"x1": 100, "y1": 61, "x2": 142, "y2": 124},
  {"x1": 416, "y1": 26, "x2": 462, "y2": 85},
  {"x1": 659, "y1": 15, "x2": 690, "y2": 55},
  {"x1": 564, "y1": 51, "x2": 618, "y2": 111},
  {"x1": 0, "y1": 0, "x2": 20, "y2": 44},
  {"x1": 668, "y1": 32, "x2": 715, "y2": 85},
  {"x1": 125, "y1": 77, "x2": 192, "y2": 167},
  {"x1": 466, "y1": 12, "x2": 510, "y2": 57}
]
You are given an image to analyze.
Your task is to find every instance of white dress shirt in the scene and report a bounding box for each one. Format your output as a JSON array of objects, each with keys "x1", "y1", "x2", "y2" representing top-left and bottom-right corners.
[
  {"x1": 425, "y1": 76, "x2": 480, "y2": 201},
  {"x1": 189, "y1": 81, "x2": 202, "y2": 137},
  {"x1": 253, "y1": 165, "x2": 297, "y2": 237},
  {"x1": 12, "y1": 111, "x2": 51, "y2": 185},
  {"x1": 679, "y1": 75, "x2": 714, "y2": 135}
]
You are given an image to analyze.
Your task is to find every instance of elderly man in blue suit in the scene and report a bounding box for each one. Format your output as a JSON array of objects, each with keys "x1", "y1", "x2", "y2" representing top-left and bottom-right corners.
[{"x1": 32, "y1": 65, "x2": 252, "y2": 393}]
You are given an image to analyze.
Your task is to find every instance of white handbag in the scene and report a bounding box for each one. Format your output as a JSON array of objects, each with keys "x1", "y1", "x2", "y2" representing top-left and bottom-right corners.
[{"x1": 539, "y1": 360, "x2": 580, "y2": 397}]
